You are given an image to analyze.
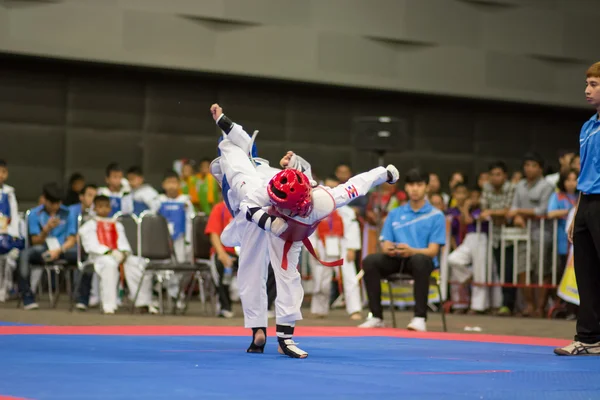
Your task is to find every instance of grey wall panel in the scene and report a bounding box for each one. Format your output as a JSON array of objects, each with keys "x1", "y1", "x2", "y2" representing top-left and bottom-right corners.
[
  {"x1": 67, "y1": 75, "x2": 144, "y2": 130},
  {"x1": 0, "y1": 69, "x2": 66, "y2": 125},
  {"x1": 413, "y1": 111, "x2": 475, "y2": 154}
]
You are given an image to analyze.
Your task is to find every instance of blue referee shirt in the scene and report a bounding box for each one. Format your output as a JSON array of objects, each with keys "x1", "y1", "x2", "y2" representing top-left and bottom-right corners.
[
  {"x1": 380, "y1": 201, "x2": 446, "y2": 267},
  {"x1": 578, "y1": 113, "x2": 600, "y2": 194}
]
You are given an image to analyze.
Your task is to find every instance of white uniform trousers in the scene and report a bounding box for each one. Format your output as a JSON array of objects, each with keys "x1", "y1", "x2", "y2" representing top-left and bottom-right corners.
[{"x1": 448, "y1": 232, "x2": 502, "y2": 311}]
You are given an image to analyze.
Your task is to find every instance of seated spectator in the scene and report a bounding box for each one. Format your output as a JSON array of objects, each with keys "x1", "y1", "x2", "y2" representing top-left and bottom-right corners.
[
  {"x1": 18, "y1": 183, "x2": 77, "y2": 309},
  {"x1": 64, "y1": 173, "x2": 85, "y2": 206},
  {"x1": 154, "y1": 170, "x2": 194, "y2": 308},
  {"x1": 67, "y1": 184, "x2": 97, "y2": 310},
  {"x1": 429, "y1": 193, "x2": 446, "y2": 211},
  {"x1": 427, "y1": 173, "x2": 449, "y2": 205},
  {"x1": 309, "y1": 176, "x2": 362, "y2": 320},
  {"x1": 0, "y1": 159, "x2": 24, "y2": 301},
  {"x1": 195, "y1": 158, "x2": 220, "y2": 215},
  {"x1": 205, "y1": 200, "x2": 237, "y2": 318},
  {"x1": 447, "y1": 184, "x2": 500, "y2": 314},
  {"x1": 507, "y1": 152, "x2": 554, "y2": 317},
  {"x1": 127, "y1": 166, "x2": 158, "y2": 216},
  {"x1": 79, "y1": 195, "x2": 156, "y2": 314},
  {"x1": 547, "y1": 169, "x2": 579, "y2": 274},
  {"x1": 362, "y1": 182, "x2": 406, "y2": 256},
  {"x1": 359, "y1": 169, "x2": 446, "y2": 331},
  {"x1": 546, "y1": 150, "x2": 575, "y2": 187},
  {"x1": 98, "y1": 163, "x2": 133, "y2": 216}
]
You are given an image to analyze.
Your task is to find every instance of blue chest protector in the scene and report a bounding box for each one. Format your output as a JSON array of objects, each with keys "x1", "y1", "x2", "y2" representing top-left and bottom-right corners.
[
  {"x1": 133, "y1": 200, "x2": 149, "y2": 216},
  {"x1": 158, "y1": 201, "x2": 186, "y2": 240},
  {"x1": 109, "y1": 196, "x2": 122, "y2": 217},
  {"x1": 0, "y1": 191, "x2": 11, "y2": 218}
]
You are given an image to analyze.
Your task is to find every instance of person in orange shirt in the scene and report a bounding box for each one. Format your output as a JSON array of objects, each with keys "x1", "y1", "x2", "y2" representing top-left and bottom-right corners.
[{"x1": 205, "y1": 200, "x2": 237, "y2": 318}]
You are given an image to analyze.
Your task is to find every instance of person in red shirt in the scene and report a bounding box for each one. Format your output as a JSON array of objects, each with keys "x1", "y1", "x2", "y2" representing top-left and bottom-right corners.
[{"x1": 205, "y1": 201, "x2": 237, "y2": 318}]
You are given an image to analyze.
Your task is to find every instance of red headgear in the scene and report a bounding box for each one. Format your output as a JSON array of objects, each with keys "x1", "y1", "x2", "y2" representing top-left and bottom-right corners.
[{"x1": 267, "y1": 169, "x2": 313, "y2": 217}]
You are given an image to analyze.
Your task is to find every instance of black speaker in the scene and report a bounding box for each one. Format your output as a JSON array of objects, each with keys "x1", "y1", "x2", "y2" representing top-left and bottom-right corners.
[{"x1": 352, "y1": 116, "x2": 407, "y2": 153}]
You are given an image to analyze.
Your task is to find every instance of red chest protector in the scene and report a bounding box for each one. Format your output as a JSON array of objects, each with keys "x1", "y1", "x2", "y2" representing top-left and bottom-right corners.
[
  {"x1": 271, "y1": 207, "x2": 343, "y2": 270},
  {"x1": 96, "y1": 220, "x2": 118, "y2": 250},
  {"x1": 316, "y1": 211, "x2": 344, "y2": 244}
]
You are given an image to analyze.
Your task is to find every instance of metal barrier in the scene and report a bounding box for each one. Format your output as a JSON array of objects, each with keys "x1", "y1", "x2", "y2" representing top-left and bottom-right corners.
[{"x1": 439, "y1": 216, "x2": 563, "y2": 303}]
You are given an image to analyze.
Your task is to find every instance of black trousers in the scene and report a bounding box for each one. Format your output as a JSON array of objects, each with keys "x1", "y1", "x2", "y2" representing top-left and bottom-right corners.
[
  {"x1": 363, "y1": 253, "x2": 434, "y2": 319},
  {"x1": 573, "y1": 194, "x2": 600, "y2": 343},
  {"x1": 493, "y1": 245, "x2": 516, "y2": 311}
]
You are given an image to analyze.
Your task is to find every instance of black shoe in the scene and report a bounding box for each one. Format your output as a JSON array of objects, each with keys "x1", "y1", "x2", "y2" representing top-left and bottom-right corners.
[{"x1": 247, "y1": 327, "x2": 266, "y2": 353}]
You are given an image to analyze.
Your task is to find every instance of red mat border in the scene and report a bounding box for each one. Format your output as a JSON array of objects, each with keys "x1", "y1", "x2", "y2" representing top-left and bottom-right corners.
[{"x1": 0, "y1": 325, "x2": 569, "y2": 347}]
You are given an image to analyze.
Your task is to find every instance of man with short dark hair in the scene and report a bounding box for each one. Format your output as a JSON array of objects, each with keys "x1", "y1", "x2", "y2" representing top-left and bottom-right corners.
[
  {"x1": 359, "y1": 168, "x2": 446, "y2": 331},
  {"x1": 18, "y1": 183, "x2": 77, "y2": 309},
  {"x1": 98, "y1": 162, "x2": 133, "y2": 216}
]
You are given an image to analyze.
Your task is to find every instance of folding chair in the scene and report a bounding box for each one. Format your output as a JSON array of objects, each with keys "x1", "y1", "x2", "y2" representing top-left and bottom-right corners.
[
  {"x1": 180, "y1": 214, "x2": 216, "y2": 314},
  {"x1": 385, "y1": 273, "x2": 447, "y2": 332},
  {"x1": 70, "y1": 214, "x2": 95, "y2": 312},
  {"x1": 17, "y1": 210, "x2": 71, "y2": 309},
  {"x1": 132, "y1": 211, "x2": 203, "y2": 314}
]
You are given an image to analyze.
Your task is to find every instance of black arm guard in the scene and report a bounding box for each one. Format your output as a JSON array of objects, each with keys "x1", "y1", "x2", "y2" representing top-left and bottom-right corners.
[{"x1": 217, "y1": 114, "x2": 234, "y2": 134}]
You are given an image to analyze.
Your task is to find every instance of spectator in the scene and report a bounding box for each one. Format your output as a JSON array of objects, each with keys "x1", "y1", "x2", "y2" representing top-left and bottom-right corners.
[
  {"x1": 447, "y1": 184, "x2": 499, "y2": 314},
  {"x1": 429, "y1": 193, "x2": 446, "y2": 211},
  {"x1": 508, "y1": 152, "x2": 554, "y2": 317},
  {"x1": 180, "y1": 160, "x2": 200, "y2": 210},
  {"x1": 98, "y1": 163, "x2": 133, "y2": 216},
  {"x1": 511, "y1": 170, "x2": 523, "y2": 185},
  {"x1": 205, "y1": 200, "x2": 238, "y2": 318},
  {"x1": 126, "y1": 166, "x2": 158, "y2": 216},
  {"x1": 570, "y1": 153, "x2": 580, "y2": 174},
  {"x1": 64, "y1": 173, "x2": 85, "y2": 206},
  {"x1": 0, "y1": 159, "x2": 24, "y2": 302},
  {"x1": 547, "y1": 170, "x2": 579, "y2": 273},
  {"x1": 546, "y1": 150, "x2": 576, "y2": 187},
  {"x1": 67, "y1": 184, "x2": 97, "y2": 310},
  {"x1": 362, "y1": 182, "x2": 405, "y2": 256},
  {"x1": 79, "y1": 195, "x2": 156, "y2": 314},
  {"x1": 18, "y1": 183, "x2": 77, "y2": 309},
  {"x1": 309, "y1": 176, "x2": 362, "y2": 320},
  {"x1": 477, "y1": 172, "x2": 489, "y2": 190},
  {"x1": 335, "y1": 163, "x2": 352, "y2": 184},
  {"x1": 428, "y1": 173, "x2": 449, "y2": 205},
  {"x1": 154, "y1": 170, "x2": 194, "y2": 308},
  {"x1": 359, "y1": 169, "x2": 446, "y2": 331},
  {"x1": 480, "y1": 161, "x2": 516, "y2": 316},
  {"x1": 195, "y1": 158, "x2": 220, "y2": 215},
  {"x1": 447, "y1": 171, "x2": 467, "y2": 207}
]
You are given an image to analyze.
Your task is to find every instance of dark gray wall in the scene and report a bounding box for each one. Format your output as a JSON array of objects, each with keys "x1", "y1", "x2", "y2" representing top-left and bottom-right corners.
[{"x1": 0, "y1": 55, "x2": 589, "y2": 208}]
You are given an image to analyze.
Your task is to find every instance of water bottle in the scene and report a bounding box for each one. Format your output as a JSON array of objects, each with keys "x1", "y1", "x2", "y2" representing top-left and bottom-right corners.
[{"x1": 223, "y1": 267, "x2": 233, "y2": 286}]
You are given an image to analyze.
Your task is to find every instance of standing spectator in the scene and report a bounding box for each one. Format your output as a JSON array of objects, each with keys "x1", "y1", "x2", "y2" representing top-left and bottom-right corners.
[
  {"x1": 362, "y1": 182, "x2": 405, "y2": 257},
  {"x1": 18, "y1": 183, "x2": 77, "y2": 309},
  {"x1": 180, "y1": 160, "x2": 200, "y2": 211},
  {"x1": 429, "y1": 193, "x2": 446, "y2": 212},
  {"x1": 546, "y1": 150, "x2": 576, "y2": 187},
  {"x1": 447, "y1": 171, "x2": 467, "y2": 207},
  {"x1": 359, "y1": 169, "x2": 446, "y2": 331},
  {"x1": 64, "y1": 173, "x2": 85, "y2": 206},
  {"x1": 477, "y1": 172, "x2": 489, "y2": 191},
  {"x1": 428, "y1": 173, "x2": 449, "y2": 205},
  {"x1": 334, "y1": 163, "x2": 352, "y2": 184},
  {"x1": 555, "y1": 62, "x2": 600, "y2": 355},
  {"x1": 126, "y1": 166, "x2": 158, "y2": 216},
  {"x1": 97, "y1": 163, "x2": 133, "y2": 217},
  {"x1": 511, "y1": 170, "x2": 523, "y2": 185},
  {"x1": 196, "y1": 158, "x2": 220, "y2": 215},
  {"x1": 0, "y1": 159, "x2": 23, "y2": 302},
  {"x1": 508, "y1": 152, "x2": 554, "y2": 317},
  {"x1": 480, "y1": 161, "x2": 516, "y2": 316},
  {"x1": 547, "y1": 170, "x2": 579, "y2": 275},
  {"x1": 570, "y1": 154, "x2": 580, "y2": 174},
  {"x1": 205, "y1": 200, "x2": 237, "y2": 318}
]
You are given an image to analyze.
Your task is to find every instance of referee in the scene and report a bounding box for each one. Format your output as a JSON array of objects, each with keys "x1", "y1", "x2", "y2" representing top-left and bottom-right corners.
[{"x1": 555, "y1": 62, "x2": 600, "y2": 356}]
